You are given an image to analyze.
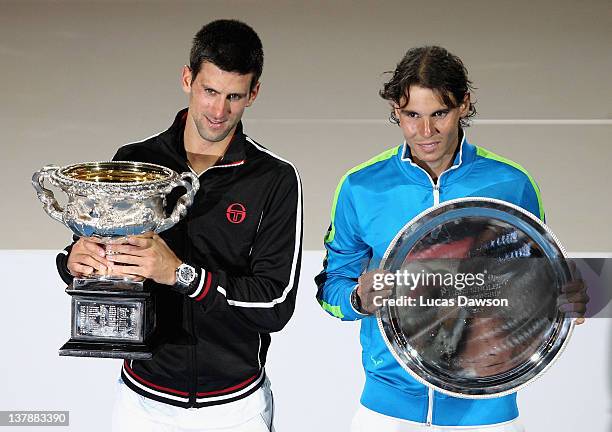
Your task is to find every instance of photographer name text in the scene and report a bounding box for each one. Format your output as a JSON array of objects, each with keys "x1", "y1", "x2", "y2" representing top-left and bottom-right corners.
[{"x1": 373, "y1": 295, "x2": 509, "y2": 308}]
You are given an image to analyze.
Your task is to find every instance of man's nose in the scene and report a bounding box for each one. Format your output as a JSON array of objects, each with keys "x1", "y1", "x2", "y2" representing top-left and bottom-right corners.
[
  {"x1": 210, "y1": 96, "x2": 228, "y2": 118},
  {"x1": 420, "y1": 117, "x2": 435, "y2": 138}
]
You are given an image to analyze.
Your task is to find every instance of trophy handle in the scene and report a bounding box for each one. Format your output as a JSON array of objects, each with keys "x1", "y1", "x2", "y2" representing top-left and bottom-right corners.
[
  {"x1": 32, "y1": 165, "x2": 65, "y2": 224},
  {"x1": 156, "y1": 172, "x2": 200, "y2": 233}
]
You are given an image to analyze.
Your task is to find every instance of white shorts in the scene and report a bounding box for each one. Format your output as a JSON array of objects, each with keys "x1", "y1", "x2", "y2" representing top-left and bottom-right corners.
[
  {"x1": 351, "y1": 405, "x2": 524, "y2": 432},
  {"x1": 112, "y1": 376, "x2": 274, "y2": 432}
]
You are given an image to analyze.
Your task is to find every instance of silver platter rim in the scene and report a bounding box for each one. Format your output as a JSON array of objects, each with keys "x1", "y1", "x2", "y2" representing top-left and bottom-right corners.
[{"x1": 376, "y1": 196, "x2": 576, "y2": 399}]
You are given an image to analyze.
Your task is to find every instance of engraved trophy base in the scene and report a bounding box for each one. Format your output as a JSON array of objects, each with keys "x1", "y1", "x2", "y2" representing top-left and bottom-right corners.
[
  {"x1": 59, "y1": 339, "x2": 157, "y2": 360},
  {"x1": 60, "y1": 280, "x2": 158, "y2": 360}
]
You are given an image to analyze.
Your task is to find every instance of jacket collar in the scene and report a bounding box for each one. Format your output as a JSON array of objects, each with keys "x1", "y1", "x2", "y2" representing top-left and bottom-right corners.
[
  {"x1": 401, "y1": 129, "x2": 466, "y2": 165},
  {"x1": 398, "y1": 129, "x2": 476, "y2": 185},
  {"x1": 161, "y1": 108, "x2": 247, "y2": 170}
]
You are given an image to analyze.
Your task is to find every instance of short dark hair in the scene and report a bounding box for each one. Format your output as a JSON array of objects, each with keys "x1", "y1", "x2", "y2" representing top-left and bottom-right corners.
[
  {"x1": 190, "y1": 19, "x2": 263, "y2": 90},
  {"x1": 380, "y1": 46, "x2": 476, "y2": 127}
]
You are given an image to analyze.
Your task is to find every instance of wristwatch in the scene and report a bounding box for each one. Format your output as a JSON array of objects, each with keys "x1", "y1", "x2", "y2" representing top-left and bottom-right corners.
[
  {"x1": 175, "y1": 263, "x2": 197, "y2": 291},
  {"x1": 350, "y1": 286, "x2": 367, "y2": 314}
]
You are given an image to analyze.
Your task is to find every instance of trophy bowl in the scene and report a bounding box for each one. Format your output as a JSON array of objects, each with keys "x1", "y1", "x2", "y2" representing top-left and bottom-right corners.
[
  {"x1": 377, "y1": 197, "x2": 574, "y2": 398},
  {"x1": 32, "y1": 161, "x2": 199, "y2": 241}
]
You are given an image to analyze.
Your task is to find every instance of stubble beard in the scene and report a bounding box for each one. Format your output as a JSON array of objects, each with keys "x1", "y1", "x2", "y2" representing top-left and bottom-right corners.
[{"x1": 194, "y1": 116, "x2": 237, "y2": 143}]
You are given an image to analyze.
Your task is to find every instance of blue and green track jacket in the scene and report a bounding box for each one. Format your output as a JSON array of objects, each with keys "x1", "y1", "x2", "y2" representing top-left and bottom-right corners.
[{"x1": 315, "y1": 135, "x2": 544, "y2": 426}]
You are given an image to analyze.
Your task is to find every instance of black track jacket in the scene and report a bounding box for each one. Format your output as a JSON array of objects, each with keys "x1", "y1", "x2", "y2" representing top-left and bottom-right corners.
[{"x1": 56, "y1": 109, "x2": 303, "y2": 407}]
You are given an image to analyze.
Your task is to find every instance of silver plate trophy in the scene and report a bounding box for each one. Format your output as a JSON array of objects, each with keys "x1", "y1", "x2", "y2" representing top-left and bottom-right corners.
[
  {"x1": 377, "y1": 197, "x2": 574, "y2": 398},
  {"x1": 33, "y1": 161, "x2": 199, "y2": 359}
]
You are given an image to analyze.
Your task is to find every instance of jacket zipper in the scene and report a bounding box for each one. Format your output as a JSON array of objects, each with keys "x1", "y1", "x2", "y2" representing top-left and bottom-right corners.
[
  {"x1": 186, "y1": 165, "x2": 206, "y2": 407},
  {"x1": 185, "y1": 161, "x2": 244, "y2": 407},
  {"x1": 407, "y1": 162, "x2": 443, "y2": 206},
  {"x1": 403, "y1": 159, "x2": 440, "y2": 424},
  {"x1": 433, "y1": 183, "x2": 440, "y2": 205},
  {"x1": 403, "y1": 140, "x2": 466, "y2": 425},
  {"x1": 426, "y1": 387, "x2": 434, "y2": 426},
  {"x1": 188, "y1": 297, "x2": 197, "y2": 407},
  {"x1": 186, "y1": 191, "x2": 197, "y2": 408}
]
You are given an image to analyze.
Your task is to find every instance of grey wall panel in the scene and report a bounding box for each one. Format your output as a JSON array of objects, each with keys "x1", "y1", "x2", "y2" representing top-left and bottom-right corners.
[
  {"x1": 467, "y1": 124, "x2": 612, "y2": 252},
  {"x1": 2, "y1": 0, "x2": 611, "y2": 251},
  {"x1": 2, "y1": 0, "x2": 610, "y2": 120}
]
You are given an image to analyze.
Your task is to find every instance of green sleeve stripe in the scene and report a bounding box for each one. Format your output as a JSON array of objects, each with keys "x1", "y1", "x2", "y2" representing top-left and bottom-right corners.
[
  {"x1": 325, "y1": 145, "x2": 401, "y2": 243},
  {"x1": 476, "y1": 146, "x2": 545, "y2": 220},
  {"x1": 319, "y1": 300, "x2": 344, "y2": 318}
]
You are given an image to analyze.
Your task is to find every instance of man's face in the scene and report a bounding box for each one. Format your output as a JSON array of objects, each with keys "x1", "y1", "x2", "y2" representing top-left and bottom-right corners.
[
  {"x1": 182, "y1": 62, "x2": 259, "y2": 144},
  {"x1": 395, "y1": 85, "x2": 469, "y2": 176}
]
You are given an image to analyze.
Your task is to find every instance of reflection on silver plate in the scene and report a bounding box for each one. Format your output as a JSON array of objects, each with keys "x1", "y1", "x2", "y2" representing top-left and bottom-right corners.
[{"x1": 377, "y1": 197, "x2": 574, "y2": 398}]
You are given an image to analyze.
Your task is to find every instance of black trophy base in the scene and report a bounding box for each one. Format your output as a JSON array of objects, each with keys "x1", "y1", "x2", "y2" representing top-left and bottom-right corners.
[
  {"x1": 64, "y1": 281, "x2": 158, "y2": 360},
  {"x1": 59, "y1": 337, "x2": 158, "y2": 360}
]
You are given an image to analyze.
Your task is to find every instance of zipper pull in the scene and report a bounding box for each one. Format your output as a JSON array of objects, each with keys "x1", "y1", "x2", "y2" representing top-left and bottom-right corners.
[{"x1": 433, "y1": 184, "x2": 440, "y2": 205}]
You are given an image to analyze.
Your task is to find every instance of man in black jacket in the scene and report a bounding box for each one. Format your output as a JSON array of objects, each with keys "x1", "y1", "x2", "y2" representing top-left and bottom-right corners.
[{"x1": 56, "y1": 19, "x2": 302, "y2": 431}]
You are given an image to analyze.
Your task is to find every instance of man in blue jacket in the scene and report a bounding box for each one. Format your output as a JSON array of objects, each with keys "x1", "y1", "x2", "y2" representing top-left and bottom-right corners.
[{"x1": 316, "y1": 46, "x2": 584, "y2": 431}]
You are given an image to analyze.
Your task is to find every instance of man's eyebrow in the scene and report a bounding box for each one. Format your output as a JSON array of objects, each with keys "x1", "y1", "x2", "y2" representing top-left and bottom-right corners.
[
  {"x1": 202, "y1": 85, "x2": 247, "y2": 98},
  {"x1": 400, "y1": 108, "x2": 449, "y2": 114}
]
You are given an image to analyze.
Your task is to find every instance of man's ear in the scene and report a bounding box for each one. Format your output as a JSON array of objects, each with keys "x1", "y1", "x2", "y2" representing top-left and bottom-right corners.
[
  {"x1": 181, "y1": 65, "x2": 193, "y2": 94},
  {"x1": 392, "y1": 103, "x2": 401, "y2": 124},
  {"x1": 459, "y1": 93, "x2": 471, "y2": 117},
  {"x1": 246, "y1": 81, "x2": 261, "y2": 107}
]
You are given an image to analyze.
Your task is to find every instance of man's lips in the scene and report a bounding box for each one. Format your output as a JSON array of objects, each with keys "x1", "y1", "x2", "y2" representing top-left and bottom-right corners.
[
  {"x1": 416, "y1": 141, "x2": 440, "y2": 152},
  {"x1": 205, "y1": 116, "x2": 227, "y2": 128}
]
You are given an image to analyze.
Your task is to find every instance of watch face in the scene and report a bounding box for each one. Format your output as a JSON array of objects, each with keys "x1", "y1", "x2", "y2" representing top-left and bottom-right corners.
[{"x1": 178, "y1": 265, "x2": 196, "y2": 284}]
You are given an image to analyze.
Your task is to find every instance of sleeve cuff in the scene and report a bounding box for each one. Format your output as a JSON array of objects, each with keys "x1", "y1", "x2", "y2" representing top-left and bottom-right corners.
[
  {"x1": 56, "y1": 248, "x2": 74, "y2": 286},
  {"x1": 348, "y1": 284, "x2": 370, "y2": 318},
  {"x1": 339, "y1": 284, "x2": 369, "y2": 321},
  {"x1": 187, "y1": 268, "x2": 215, "y2": 302}
]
